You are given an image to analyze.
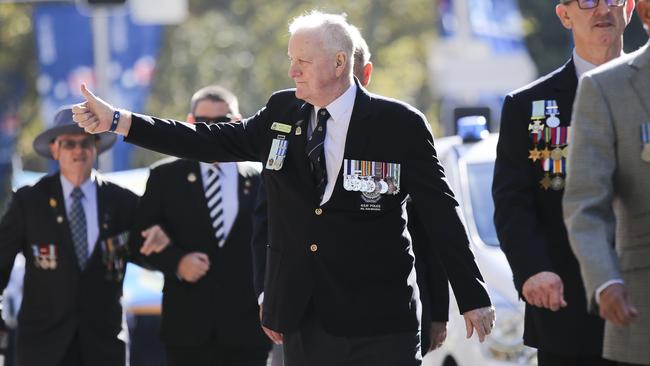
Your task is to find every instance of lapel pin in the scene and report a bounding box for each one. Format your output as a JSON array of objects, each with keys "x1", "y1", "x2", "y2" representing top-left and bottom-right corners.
[
  {"x1": 244, "y1": 179, "x2": 252, "y2": 188},
  {"x1": 244, "y1": 189, "x2": 250, "y2": 195},
  {"x1": 56, "y1": 216, "x2": 64, "y2": 224},
  {"x1": 295, "y1": 126, "x2": 302, "y2": 136},
  {"x1": 49, "y1": 198, "x2": 57, "y2": 208},
  {"x1": 187, "y1": 172, "x2": 197, "y2": 183}
]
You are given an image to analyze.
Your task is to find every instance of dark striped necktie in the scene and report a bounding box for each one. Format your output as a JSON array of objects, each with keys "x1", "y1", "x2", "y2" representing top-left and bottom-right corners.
[
  {"x1": 305, "y1": 108, "x2": 330, "y2": 200},
  {"x1": 205, "y1": 165, "x2": 226, "y2": 247}
]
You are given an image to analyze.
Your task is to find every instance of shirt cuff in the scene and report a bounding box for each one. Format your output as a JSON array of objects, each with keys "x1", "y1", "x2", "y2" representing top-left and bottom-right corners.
[
  {"x1": 258, "y1": 292, "x2": 264, "y2": 306},
  {"x1": 595, "y1": 279, "x2": 624, "y2": 304}
]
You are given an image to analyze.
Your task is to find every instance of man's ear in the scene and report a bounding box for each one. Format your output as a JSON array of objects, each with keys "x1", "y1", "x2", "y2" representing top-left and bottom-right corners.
[
  {"x1": 187, "y1": 113, "x2": 196, "y2": 124},
  {"x1": 362, "y1": 62, "x2": 373, "y2": 87},
  {"x1": 50, "y1": 142, "x2": 59, "y2": 160},
  {"x1": 625, "y1": 0, "x2": 636, "y2": 21},
  {"x1": 555, "y1": 4, "x2": 573, "y2": 30},
  {"x1": 335, "y1": 52, "x2": 347, "y2": 77}
]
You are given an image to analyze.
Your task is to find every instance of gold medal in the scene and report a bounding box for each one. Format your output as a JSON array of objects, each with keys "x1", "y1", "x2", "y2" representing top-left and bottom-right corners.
[
  {"x1": 528, "y1": 148, "x2": 541, "y2": 162},
  {"x1": 642, "y1": 144, "x2": 650, "y2": 162},
  {"x1": 540, "y1": 147, "x2": 551, "y2": 160},
  {"x1": 539, "y1": 174, "x2": 552, "y2": 190},
  {"x1": 550, "y1": 147, "x2": 563, "y2": 161},
  {"x1": 562, "y1": 146, "x2": 569, "y2": 159}
]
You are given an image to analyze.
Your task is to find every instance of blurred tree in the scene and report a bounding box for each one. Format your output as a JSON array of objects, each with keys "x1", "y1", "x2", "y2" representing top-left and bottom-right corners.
[
  {"x1": 138, "y1": 0, "x2": 438, "y2": 166},
  {"x1": 0, "y1": 3, "x2": 41, "y2": 212}
]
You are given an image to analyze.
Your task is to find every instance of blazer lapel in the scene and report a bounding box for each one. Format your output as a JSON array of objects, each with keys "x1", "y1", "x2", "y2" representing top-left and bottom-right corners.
[
  {"x1": 629, "y1": 44, "x2": 650, "y2": 119},
  {"x1": 287, "y1": 101, "x2": 319, "y2": 199}
]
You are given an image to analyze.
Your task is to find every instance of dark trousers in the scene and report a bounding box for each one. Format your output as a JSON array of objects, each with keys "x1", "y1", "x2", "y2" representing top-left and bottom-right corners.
[
  {"x1": 166, "y1": 342, "x2": 268, "y2": 366},
  {"x1": 537, "y1": 350, "x2": 617, "y2": 366},
  {"x1": 59, "y1": 332, "x2": 83, "y2": 366},
  {"x1": 283, "y1": 309, "x2": 421, "y2": 366}
]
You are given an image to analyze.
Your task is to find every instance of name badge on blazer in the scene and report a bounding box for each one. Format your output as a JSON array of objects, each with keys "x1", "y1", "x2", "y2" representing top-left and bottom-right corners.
[
  {"x1": 31, "y1": 244, "x2": 57, "y2": 270},
  {"x1": 100, "y1": 231, "x2": 129, "y2": 281},
  {"x1": 266, "y1": 135, "x2": 288, "y2": 171}
]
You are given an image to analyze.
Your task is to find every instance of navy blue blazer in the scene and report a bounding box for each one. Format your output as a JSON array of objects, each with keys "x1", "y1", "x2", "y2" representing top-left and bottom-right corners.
[{"x1": 125, "y1": 81, "x2": 491, "y2": 336}]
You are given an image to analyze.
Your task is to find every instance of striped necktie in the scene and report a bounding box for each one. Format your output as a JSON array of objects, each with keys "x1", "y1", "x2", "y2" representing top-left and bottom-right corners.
[
  {"x1": 305, "y1": 108, "x2": 330, "y2": 200},
  {"x1": 205, "y1": 165, "x2": 226, "y2": 247},
  {"x1": 69, "y1": 187, "x2": 89, "y2": 270}
]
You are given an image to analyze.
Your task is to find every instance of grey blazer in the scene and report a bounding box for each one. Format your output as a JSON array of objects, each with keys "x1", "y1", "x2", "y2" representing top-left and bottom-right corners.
[{"x1": 563, "y1": 41, "x2": 650, "y2": 365}]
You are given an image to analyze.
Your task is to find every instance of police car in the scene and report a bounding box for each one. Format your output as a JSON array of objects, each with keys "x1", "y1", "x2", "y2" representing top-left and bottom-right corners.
[{"x1": 423, "y1": 117, "x2": 537, "y2": 366}]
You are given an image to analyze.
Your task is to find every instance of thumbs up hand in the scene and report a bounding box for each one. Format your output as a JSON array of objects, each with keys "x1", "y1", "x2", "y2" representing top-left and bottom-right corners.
[{"x1": 72, "y1": 83, "x2": 132, "y2": 135}]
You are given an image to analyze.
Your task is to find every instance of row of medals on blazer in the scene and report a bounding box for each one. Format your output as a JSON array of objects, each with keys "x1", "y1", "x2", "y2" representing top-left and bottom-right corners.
[
  {"x1": 527, "y1": 100, "x2": 568, "y2": 191},
  {"x1": 33, "y1": 196, "x2": 125, "y2": 280}
]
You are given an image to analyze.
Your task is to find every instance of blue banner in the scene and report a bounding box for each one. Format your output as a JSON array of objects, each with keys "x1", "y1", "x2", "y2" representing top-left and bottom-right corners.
[{"x1": 34, "y1": 3, "x2": 161, "y2": 170}]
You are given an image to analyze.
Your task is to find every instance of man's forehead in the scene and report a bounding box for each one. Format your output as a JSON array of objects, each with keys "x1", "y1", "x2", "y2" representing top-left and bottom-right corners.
[{"x1": 55, "y1": 133, "x2": 91, "y2": 141}]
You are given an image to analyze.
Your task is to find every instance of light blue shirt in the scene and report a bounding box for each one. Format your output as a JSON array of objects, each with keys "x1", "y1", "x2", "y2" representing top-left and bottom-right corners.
[{"x1": 60, "y1": 172, "x2": 99, "y2": 257}]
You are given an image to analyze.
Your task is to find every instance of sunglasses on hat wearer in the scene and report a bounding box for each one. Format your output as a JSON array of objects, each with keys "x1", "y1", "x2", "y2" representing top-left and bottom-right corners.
[
  {"x1": 193, "y1": 115, "x2": 233, "y2": 124},
  {"x1": 561, "y1": 0, "x2": 626, "y2": 9},
  {"x1": 56, "y1": 136, "x2": 97, "y2": 150}
]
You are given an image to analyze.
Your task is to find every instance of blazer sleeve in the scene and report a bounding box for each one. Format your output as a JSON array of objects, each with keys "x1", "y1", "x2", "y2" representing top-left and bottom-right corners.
[
  {"x1": 128, "y1": 166, "x2": 186, "y2": 276},
  {"x1": 408, "y1": 201, "x2": 449, "y2": 322},
  {"x1": 124, "y1": 101, "x2": 272, "y2": 163},
  {"x1": 0, "y1": 191, "x2": 25, "y2": 294},
  {"x1": 404, "y1": 114, "x2": 491, "y2": 314},
  {"x1": 250, "y1": 179, "x2": 269, "y2": 298},
  {"x1": 563, "y1": 74, "x2": 619, "y2": 308},
  {"x1": 492, "y1": 94, "x2": 554, "y2": 293}
]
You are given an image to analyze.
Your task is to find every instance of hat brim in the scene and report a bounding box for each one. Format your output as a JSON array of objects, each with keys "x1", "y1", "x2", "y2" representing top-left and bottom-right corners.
[{"x1": 33, "y1": 123, "x2": 117, "y2": 159}]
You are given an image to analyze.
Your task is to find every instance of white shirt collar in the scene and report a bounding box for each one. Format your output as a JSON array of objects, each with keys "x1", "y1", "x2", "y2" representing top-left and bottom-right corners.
[
  {"x1": 313, "y1": 82, "x2": 357, "y2": 126},
  {"x1": 60, "y1": 171, "x2": 96, "y2": 199},
  {"x1": 572, "y1": 49, "x2": 623, "y2": 78}
]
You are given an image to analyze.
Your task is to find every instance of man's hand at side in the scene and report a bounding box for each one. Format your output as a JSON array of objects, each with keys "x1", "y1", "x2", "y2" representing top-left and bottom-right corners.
[
  {"x1": 258, "y1": 303, "x2": 284, "y2": 345},
  {"x1": 599, "y1": 283, "x2": 639, "y2": 326},
  {"x1": 522, "y1": 271, "x2": 568, "y2": 311},
  {"x1": 176, "y1": 252, "x2": 210, "y2": 283},
  {"x1": 463, "y1": 306, "x2": 495, "y2": 342}
]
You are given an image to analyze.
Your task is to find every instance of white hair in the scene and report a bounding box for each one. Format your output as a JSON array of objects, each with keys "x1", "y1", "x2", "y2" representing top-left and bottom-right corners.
[{"x1": 288, "y1": 10, "x2": 354, "y2": 71}]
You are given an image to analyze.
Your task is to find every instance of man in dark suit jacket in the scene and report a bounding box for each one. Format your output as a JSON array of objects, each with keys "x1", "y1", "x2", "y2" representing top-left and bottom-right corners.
[
  {"x1": 73, "y1": 11, "x2": 494, "y2": 366},
  {"x1": 130, "y1": 85, "x2": 271, "y2": 366},
  {"x1": 492, "y1": 1, "x2": 636, "y2": 365},
  {"x1": 251, "y1": 24, "x2": 451, "y2": 356},
  {"x1": 0, "y1": 107, "x2": 138, "y2": 366}
]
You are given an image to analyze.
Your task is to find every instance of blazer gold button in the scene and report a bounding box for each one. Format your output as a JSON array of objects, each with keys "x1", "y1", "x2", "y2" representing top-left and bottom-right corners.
[
  {"x1": 315, "y1": 208, "x2": 323, "y2": 216},
  {"x1": 310, "y1": 244, "x2": 318, "y2": 252}
]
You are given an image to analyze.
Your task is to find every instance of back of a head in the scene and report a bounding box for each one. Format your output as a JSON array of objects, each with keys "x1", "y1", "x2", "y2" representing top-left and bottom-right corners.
[
  {"x1": 288, "y1": 11, "x2": 355, "y2": 73},
  {"x1": 348, "y1": 24, "x2": 371, "y2": 80},
  {"x1": 189, "y1": 85, "x2": 239, "y2": 116}
]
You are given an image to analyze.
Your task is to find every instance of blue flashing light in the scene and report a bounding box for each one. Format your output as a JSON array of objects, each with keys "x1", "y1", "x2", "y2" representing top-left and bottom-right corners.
[{"x1": 457, "y1": 115, "x2": 489, "y2": 142}]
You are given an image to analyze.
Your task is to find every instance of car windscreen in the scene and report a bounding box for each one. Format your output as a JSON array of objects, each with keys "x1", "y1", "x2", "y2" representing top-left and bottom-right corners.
[{"x1": 466, "y1": 162, "x2": 499, "y2": 247}]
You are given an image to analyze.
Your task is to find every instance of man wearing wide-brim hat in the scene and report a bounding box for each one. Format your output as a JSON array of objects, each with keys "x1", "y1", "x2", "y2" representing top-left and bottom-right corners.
[{"x1": 0, "y1": 106, "x2": 163, "y2": 366}]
